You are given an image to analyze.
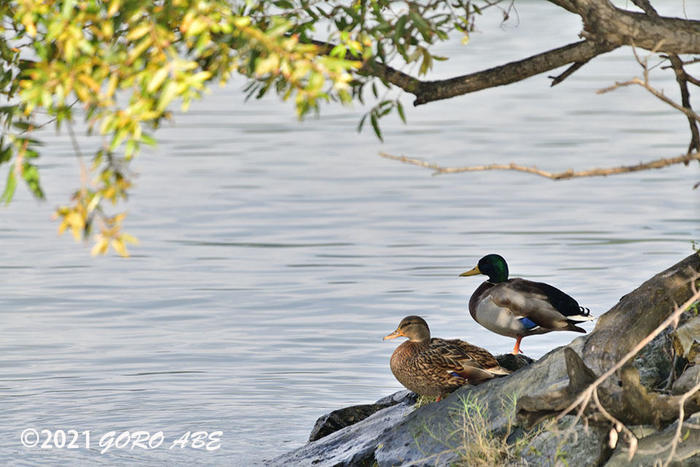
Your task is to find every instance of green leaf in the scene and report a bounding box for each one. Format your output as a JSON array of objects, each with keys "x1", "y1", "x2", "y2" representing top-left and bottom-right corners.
[
  {"x1": 395, "y1": 15, "x2": 408, "y2": 41},
  {"x1": 419, "y1": 48, "x2": 433, "y2": 74},
  {"x1": 22, "y1": 162, "x2": 44, "y2": 199},
  {"x1": 147, "y1": 67, "x2": 169, "y2": 93},
  {"x1": 409, "y1": 11, "x2": 431, "y2": 41},
  {"x1": 396, "y1": 100, "x2": 406, "y2": 123},
  {"x1": 370, "y1": 112, "x2": 383, "y2": 141},
  {"x1": 156, "y1": 80, "x2": 178, "y2": 112},
  {"x1": 1, "y1": 164, "x2": 17, "y2": 204},
  {"x1": 357, "y1": 113, "x2": 367, "y2": 132},
  {"x1": 140, "y1": 133, "x2": 157, "y2": 146},
  {"x1": 61, "y1": 0, "x2": 75, "y2": 18}
]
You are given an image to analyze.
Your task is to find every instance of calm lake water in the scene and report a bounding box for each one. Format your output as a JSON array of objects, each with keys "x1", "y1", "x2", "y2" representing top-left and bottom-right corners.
[{"x1": 1, "y1": 1, "x2": 699, "y2": 464}]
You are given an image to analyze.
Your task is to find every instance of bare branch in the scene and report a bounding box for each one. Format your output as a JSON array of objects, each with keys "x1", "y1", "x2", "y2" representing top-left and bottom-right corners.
[
  {"x1": 379, "y1": 151, "x2": 700, "y2": 180},
  {"x1": 548, "y1": 60, "x2": 590, "y2": 86},
  {"x1": 309, "y1": 37, "x2": 616, "y2": 106},
  {"x1": 665, "y1": 381, "x2": 700, "y2": 467},
  {"x1": 568, "y1": 0, "x2": 700, "y2": 54},
  {"x1": 409, "y1": 41, "x2": 616, "y2": 106},
  {"x1": 591, "y1": 389, "x2": 638, "y2": 461},
  {"x1": 667, "y1": 54, "x2": 700, "y2": 153},
  {"x1": 597, "y1": 78, "x2": 700, "y2": 123},
  {"x1": 630, "y1": 0, "x2": 658, "y2": 17}
]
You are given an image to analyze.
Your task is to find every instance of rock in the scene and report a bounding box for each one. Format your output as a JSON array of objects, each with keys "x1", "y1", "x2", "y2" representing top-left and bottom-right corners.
[
  {"x1": 632, "y1": 327, "x2": 675, "y2": 389},
  {"x1": 672, "y1": 365, "x2": 700, "y2": 395},
  {"x1": 673, "y1": 316, "x2": 700, "y2": 363},
  {"x1": 516, "y1": 347, "x2": 597, "y2": 428},
  {"x1": 306, "y1": 356, "x2": 533, "y2": 444},
  {"x1": 583, "y1": 253, "x2": 700, "y2": 395},
  {"x1": 605, "y1": 412, "x2": 700, "y2": 466},
  {"x1": 308, "y1": 391, "x2": 417, "y2": 442},
  {"x1": 267, "y1": 394, "x2": 417, "y2": 466},
  {"x1": 521, "y1": 416, "x2": 609, "y2": 467},
  {"x1": 497, "y1": 353, "x2": 535, "y2": 372}
]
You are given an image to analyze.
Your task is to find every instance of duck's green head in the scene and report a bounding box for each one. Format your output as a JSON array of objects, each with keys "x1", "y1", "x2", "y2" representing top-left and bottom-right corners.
[{"x1": 459, "y1": 254, "x2": 509, "y2": 283}]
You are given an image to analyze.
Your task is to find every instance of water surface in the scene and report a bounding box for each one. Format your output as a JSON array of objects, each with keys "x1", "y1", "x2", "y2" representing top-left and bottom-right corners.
[{"x1": 1, "y1": 1, "x2": 699, "y2": 464}]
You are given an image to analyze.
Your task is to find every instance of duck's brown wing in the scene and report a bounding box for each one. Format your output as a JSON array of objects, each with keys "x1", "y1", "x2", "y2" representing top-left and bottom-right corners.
[
  {"x1": 402, "y1": 344, "x2": 474, "y2": 390},
  {"x1": 429, "y1": 338, "x2": 510, "y2": 383},
  {"x1": 434, "y1": 338, "x2": 500, "y2": 368}
]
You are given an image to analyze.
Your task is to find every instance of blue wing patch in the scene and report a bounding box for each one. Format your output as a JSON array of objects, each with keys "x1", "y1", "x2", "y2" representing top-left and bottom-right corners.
[
  {"x1": 449, "y1": 372, "x2": 462, "y2": 378},
  {"x1": 519, "y1": 317, "x2": 538, "y2": 329}
]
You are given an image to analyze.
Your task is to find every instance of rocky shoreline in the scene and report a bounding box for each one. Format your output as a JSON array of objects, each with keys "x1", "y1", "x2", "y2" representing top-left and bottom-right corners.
[{"x1": 270, "y1": 253, "x2": 700, "y2": 466}]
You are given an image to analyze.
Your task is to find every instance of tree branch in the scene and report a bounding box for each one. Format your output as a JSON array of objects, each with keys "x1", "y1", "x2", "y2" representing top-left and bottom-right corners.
[
  {"x1": 408, "y1": 40, "x2": 617, "y2": 105},
  {"x1": 630, "y1": 0, "x2": 658, "y2": 17},
  {"x1": 312, "y1": 37, "x2": 615, "y2": 107},
  {"x1": 379, "y1": 151, "x2": 700, "y2": 180},
  {"x1": 569, "y1": 0, "x2": 700, "y2": 54},
  {"x1": 548, "y1": 60, "x2": 590, "y2": 86},
  {"x1": 306, "y1": 1, "x2": 699, "y2": 107},
  {"x1": 665, "y1": 381, "x2": 700, "y2": 467},
  {"x1": 667, "y1": 54, "x2": 700, "y2": 153},
  {"x1": 597, "y1": 78, "x2": 700, "y2": 123}
]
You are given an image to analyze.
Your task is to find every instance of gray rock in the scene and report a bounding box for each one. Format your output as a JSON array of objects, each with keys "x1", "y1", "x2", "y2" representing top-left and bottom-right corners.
[
  {"x1": 308, "y1": 391, "x2": 417, "y2": 442},
  {"x1": 672, "y1": 365, "x2": 700, "y2": 395},
  {"x1": 305, "y1": 357, "x2": 532, "y2": 444},
  {"x1": 632, "y1": 327, "x2": 675, "y2": 389},
  {"x1": 673, "y1": 316, "x2": 700, "y2": 363},
  {"x1": 605, "y1": 413, "x2": 700, "y2": 466},
  {"x1": 521, "y1": 416, "x2": 609, "y2": 467},
  {"x1": 267, "y1": 395, "x2": 416, "y2": 466}
]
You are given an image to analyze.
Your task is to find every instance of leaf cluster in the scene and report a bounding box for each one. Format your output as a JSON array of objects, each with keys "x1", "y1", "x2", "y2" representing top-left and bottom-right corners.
[{"x1": 1, "y1": 0, "x2": 363, "y2": 255}]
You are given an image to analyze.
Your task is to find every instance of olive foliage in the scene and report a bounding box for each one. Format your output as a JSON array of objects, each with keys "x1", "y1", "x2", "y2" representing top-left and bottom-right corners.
[{"x1": 1, "y1": 0, "x2": 482, "y2": 255}]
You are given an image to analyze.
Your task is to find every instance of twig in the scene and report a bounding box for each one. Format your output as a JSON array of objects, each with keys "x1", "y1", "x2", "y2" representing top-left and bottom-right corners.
[
  {"x1": 667, "y1": 54, "x2": 700, "y2": 153},
  {"x1": 664, "y1": 380, "x2": 700, "y2": 467},
  {"x1": 379, "y1": 151, "x2": 700, "y2": 180},
  {"x1": 548, "y1": 60, "x2": 590, "y2": 86},
  {"x1": 631, "y1": 0, "x2": 658, "y2": 17},
  {"x1": 592, "y1": 389, "x2": 638, "y2": 461},
  {"x1": 597, "y1": 78, "x2": 700, "y2": 123}
]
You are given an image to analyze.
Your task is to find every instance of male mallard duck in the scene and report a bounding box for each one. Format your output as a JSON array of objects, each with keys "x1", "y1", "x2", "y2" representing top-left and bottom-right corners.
[
  {"x1": 459, "y1": 254, "x2": 594, "y2": 355},
  {"x1": 383, "y1": 315, "x2": 509, "y2": 400}
]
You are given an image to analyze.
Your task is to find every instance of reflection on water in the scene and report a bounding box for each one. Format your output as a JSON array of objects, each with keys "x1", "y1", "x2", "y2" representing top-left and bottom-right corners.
[{"x1": 1, "y1": 1, "x2": 699, "y2": 464}]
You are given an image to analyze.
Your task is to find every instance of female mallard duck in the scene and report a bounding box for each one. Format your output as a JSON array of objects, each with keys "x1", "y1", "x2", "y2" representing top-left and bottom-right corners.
[
  {"x1": 459, "y1": 254, "x2": 594, "y2": 355},
  {"x1": 383, "y1": 315, "x2": 509, "y2": 399}
]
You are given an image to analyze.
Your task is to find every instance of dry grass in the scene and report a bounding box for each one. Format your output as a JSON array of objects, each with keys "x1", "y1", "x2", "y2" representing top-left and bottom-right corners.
[{"x1": 412, "y1": 392, "x2": 549, "y2": 466}]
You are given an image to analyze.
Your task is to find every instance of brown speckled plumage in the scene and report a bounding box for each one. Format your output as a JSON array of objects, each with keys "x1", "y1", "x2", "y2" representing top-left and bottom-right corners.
[{"x1": 384, "y1": 316, "x2": 509, "y2": 399}]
